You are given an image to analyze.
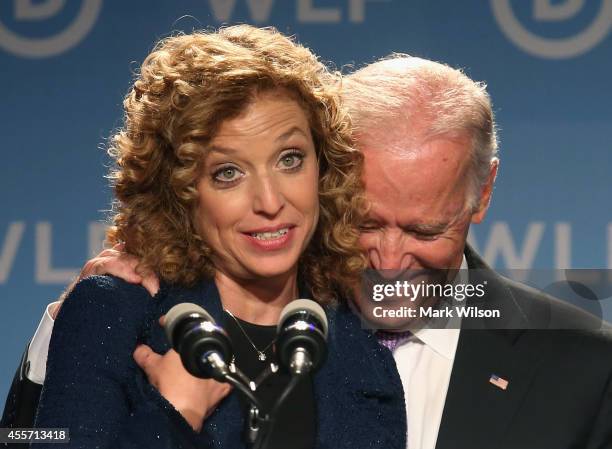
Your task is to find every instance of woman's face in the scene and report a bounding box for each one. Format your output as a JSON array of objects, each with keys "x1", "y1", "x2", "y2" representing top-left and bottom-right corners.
[{"x1": 196, "y1": 90, "x2": 319, "y2": 282}]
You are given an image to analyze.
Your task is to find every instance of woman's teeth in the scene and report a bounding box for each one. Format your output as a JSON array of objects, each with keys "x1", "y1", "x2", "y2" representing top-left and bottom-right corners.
[{"x1": 250, "y1": 228, "x2": 289, "y2": 240}]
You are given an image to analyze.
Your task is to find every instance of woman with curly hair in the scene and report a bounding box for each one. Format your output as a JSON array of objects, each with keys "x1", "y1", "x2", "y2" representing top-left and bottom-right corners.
[{"x1": 33, "y1": 25, "x2": 405, "y2": 448}]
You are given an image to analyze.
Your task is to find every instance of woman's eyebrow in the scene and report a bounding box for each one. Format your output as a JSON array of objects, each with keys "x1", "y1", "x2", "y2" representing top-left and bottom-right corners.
[
  {"x1": 275, "y1": 126, "x2": 309, "y2": 143},
  {"x1": 207, "y1": 128, "x2": 308, "y2": 155},
  {"x1": 207, "y1": 144, "x2": 239, "y2": 156}
]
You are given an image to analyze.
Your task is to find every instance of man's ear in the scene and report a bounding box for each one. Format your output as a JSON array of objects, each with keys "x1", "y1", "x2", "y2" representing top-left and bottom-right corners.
[{"x1": 471, "y1": 158, "x2": 499, "y2": 224}]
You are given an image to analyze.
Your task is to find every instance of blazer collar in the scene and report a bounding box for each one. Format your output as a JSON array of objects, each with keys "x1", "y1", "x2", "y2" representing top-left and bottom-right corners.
[
  {"x1": 314, "y1": 303, "x2": 407, "y2": 449},
  {"x1": 160, "y1": 281, "x2": 407, "y2": 448},
  {"x1": 462, "y1": 245, "x2": 529, "y2": 342},
  {"x1": 435, "y1": 246, "x2": 544, "y2": 449}
]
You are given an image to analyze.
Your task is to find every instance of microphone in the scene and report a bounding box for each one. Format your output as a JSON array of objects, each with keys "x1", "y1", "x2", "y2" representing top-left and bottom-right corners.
[
  {"x1": 164, "y1": 303, "x2": 233, "y2": 381},
  {"x1": 276, "y1": 299, "x2": 328, "y2": 375}
]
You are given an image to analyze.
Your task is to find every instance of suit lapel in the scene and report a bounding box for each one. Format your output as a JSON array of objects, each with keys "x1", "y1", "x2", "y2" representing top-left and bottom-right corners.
[
  {"x1": 315, "y1": 304, "x2": 407, "y2": 449},
  {"x1": 436, "y1": 247, "x2": 543, "y2": 449},
  {"x1": 435, "y1": 328, "x2": 544, "y2": 449}
]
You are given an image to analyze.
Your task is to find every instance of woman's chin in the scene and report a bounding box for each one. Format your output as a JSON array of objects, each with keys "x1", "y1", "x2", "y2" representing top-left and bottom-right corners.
[
  {"x1": 245, "y1": 260, "x2": 298, "y2": 280},
  {"x1": 225, "y1": 250, "x2": 298, "y2": 281},
  {"x1": 237, "y1": 242, "x2": 304, "y2": 280}
]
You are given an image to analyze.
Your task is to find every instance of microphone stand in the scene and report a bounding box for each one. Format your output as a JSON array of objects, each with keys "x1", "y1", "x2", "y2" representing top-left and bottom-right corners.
[
  {"x1": 251, "y1": 345, "x2": 314, "y2": 449},
  {"x1": 169, "y1": 301, "x2": 326, "y2": 449},
  {"x1": 214, "y1": 359, "x2": 306, "y2": 449},
  {"x1": 252, "y1": 373, "x2": 304, "y2": 449},
  {"x1": 209, "y1": 360, "x2": 267, "y2": 445}
]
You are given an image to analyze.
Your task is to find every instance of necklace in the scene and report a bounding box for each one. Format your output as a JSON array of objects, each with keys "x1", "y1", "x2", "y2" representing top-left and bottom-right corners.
[{"x1": 224, "y1": 309, "x2": 276, "y2": 362}]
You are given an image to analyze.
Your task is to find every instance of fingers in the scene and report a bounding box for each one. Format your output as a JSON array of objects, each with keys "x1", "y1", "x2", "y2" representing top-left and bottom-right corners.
[
  {"x1": 132, "y1": 342, "x2": 232, "y2": 429},
  {"x1": 102, "y1": 256, "x2": 142, "y2": 283},
  {"x1": 215, "y1": 382, "x2": 232, "y2": 401},
  {"x1": 158, "y1": 315, "x2": 166, "y2": 327},
  {"x1": 141, "y1": 275, "x2": 160, "y2": 296},
  {"x1": 78, "y1": 247, "x2": 161, "y2": 296},
  {"x1": 133, "y1": 344, "x2": 162, "y2": 375},
  {"x1": 79, "y1": 251, "x2": 142, "y2": 284},
  {"x1": 204, "y1": 382, "x2": 232, "y2": 419}
]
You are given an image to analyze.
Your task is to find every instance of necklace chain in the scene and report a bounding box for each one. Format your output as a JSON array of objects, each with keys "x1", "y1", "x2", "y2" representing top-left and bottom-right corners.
[{"x1": 224, "y1": 309, "x2": 275, "y2": 362}]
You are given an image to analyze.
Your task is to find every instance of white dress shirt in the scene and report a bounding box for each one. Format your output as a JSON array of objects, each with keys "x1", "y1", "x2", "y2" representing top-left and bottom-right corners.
[
  {"x1": 394, "y1": 326, "x2": 460, "y2": 449},
  {"x1": 25, "y1": 301, "x2": 58, "y2": 384},
  {"x1": 391, "y1": 256, "x2": 467, "y2": 449}
]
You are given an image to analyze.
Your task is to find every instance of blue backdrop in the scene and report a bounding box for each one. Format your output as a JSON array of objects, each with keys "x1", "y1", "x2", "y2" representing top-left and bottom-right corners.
[{"x1": 1, "y1": 0, "x2": 611, "y2": 402}]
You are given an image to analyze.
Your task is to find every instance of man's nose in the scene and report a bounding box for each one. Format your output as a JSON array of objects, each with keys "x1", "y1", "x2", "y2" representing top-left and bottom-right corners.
[
  {"x1": 371, "y1": 236, "x2": 412, "y2": 271},
  {"x1": 252, "y1": 175, "x2": 285, "y2": 217}
]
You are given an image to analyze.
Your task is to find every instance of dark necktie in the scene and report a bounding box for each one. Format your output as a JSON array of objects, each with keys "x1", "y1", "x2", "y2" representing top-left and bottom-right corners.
[{"x1": 376, "y1": 330, "x2": 413, "y2": 352}]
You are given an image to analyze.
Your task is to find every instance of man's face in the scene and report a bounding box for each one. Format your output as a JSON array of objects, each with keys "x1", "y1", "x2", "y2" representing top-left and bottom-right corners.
[
  {"x1": 355, "y1": 128, "x2": 496, "y2": 328},
  {"x1": 358, "y1": 130, "x2": 492, "y2": 273}
]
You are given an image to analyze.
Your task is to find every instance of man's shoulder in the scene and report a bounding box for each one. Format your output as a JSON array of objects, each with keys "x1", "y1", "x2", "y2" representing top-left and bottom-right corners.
[
  {"x1": 466, "y1": 247, "x2": 609, "y2": 334},
  {"x1": 465, "y1": 248, "x2": 612, "y2": 351},
  {"x1": 503, "y1": 275, "x2": 610, "y2": 334}
]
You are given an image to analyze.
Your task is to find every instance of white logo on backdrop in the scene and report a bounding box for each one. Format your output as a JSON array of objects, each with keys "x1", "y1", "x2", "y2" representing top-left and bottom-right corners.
[
  {"x1": 207, "y1": 0, "x2": 385, "y2": 24},
  {"x1": 491, "y1": 0, "x2": 612, "y2": 59},
  {"x1": 0, "y1": 0, "x2": 102, "y2": 58}
]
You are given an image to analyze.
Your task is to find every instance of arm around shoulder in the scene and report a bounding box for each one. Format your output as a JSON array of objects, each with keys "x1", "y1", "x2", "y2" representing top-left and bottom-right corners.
[
  {"x1": 33, "y1": 276, "x2": 208, "y2": 449},
  {"x1": 0, "y1": 301, "x2": 58, "y2": 429}
]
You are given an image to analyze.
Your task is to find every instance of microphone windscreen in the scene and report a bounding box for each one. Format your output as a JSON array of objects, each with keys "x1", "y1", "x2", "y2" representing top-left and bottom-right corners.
[
  {"x1": 278, "y1": 299, "x2": 328, "y2": 337},
  {"x1": 164, "y1": 302, "x2": 215, "y2": 346}
]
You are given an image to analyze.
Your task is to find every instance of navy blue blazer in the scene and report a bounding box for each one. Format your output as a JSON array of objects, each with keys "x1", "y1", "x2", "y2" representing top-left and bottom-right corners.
[{"x1": 33, "y1": 276, "x2": 406, "y2": 449}]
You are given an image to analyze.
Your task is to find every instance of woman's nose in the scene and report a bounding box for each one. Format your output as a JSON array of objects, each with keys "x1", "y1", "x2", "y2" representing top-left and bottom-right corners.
[{"x1": 252, "y1": 175, "x2": 285, "y2": 217}]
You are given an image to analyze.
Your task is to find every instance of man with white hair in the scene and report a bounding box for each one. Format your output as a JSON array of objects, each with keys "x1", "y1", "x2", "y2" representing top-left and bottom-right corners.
[
  {"x1": 3, "y1": 55, "x2": 612, "y2": 449},
  {"x1": 344, "y1": 55, "x2": 612, "y2": 449}
]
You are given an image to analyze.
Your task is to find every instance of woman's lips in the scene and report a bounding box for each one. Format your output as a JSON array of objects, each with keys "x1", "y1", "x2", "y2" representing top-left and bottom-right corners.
[{"x1": 242, "y1": 226, "x2": 296, "y2": 251}]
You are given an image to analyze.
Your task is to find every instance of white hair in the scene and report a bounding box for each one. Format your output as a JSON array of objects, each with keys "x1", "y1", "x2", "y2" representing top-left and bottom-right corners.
[{"x1": 343, "y1": 54, "x2": 499, "y2": 209}]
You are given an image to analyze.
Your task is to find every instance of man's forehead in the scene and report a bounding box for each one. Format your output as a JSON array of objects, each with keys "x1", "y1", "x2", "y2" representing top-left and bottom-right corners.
[
  {"x1": 359, "y1": 127, "x2": 471, "y2": 157},
  {"x1": 355, "y1": 124, "x2": 420, "y2": 157},
  {"x1": 360, "y1": 133, "x2": 472, "y2": 223},
  {"x1": 366, "y1": 191, "x2": 466, "y2": 230},
  {"x1": 362, "y1": 141, "x2": 468, "y2": 191}
]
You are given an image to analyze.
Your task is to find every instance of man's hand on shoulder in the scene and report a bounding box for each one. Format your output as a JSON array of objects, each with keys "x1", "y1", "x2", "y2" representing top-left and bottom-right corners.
[{"x1": 52, "y1": 243, "x2": 160, "y2": 319}]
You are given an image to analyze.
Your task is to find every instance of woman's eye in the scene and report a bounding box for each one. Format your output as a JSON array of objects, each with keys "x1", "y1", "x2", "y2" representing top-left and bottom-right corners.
[
  {"x1": 278, "y1": 151, "x2": 304, "y2": 170},
  {"x1": 213, "y1": 166, "x2": 243, "y2": 184}
]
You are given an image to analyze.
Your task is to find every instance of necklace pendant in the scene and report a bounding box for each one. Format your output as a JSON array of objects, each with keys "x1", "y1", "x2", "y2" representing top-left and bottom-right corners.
[{"x1": 258, "y1": 352, "x2": 267, "y2": 362}]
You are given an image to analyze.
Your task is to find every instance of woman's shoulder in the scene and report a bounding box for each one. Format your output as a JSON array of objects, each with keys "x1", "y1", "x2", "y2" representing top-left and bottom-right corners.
[
  {"x1": 70, "y1": 274, "x2": 151, "y2": 307},
  {"x1": 72, "y1": 274, "x2": 150, "y2": 297},
  {"x1": 57, "y1": 275, "x2": 154, "y2": 335},
  {"x1": 72, "y1": 274, "x2": 151, "y2": 298},
  {"x1": 323, "y1": 300, "x2": 359, "y2": 327}
]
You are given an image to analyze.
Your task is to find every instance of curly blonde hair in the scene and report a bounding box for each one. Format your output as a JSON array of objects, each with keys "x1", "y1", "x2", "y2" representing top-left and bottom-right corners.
[{"x1": 107, "y1": 25, "x2": 366, "y2": 303}]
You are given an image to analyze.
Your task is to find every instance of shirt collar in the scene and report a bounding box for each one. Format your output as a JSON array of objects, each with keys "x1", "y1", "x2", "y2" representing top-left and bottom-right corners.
[
  {"x1": 410, "y1": 327, "x2": 461, "y2": 360},
  {"x1": 408, "y1": 254, "x2": 467, "y2": 360}
]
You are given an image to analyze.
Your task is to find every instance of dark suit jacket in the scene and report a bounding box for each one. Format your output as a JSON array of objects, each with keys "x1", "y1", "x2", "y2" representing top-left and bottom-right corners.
[
  {"x1": 4, "y1": 249, "x2": 612, "y2": 449},
  {"x1": 14, "y1": 276, "x2": 406, "y2": 449},
  {"x1": 435, "y1": 247, "x2": 612, "y2": 449},
  {"x1": 1, "y1": 348, "x2": 42, "y2": 429},
  {"x1": 0, "y1": 349, "x2": 43, "y2": 448}
]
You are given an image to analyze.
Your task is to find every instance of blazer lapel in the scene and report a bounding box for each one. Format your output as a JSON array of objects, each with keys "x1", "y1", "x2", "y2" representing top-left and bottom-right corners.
[
  {"x1": 435, "y1": 328, "x2": 545, "y2": 449},
  {"x1": 435, "y1": 247, "x2": 543, "y2": 449},
  {"x1": 315, "y1": 304, "x2": 407, "y2": 449}
]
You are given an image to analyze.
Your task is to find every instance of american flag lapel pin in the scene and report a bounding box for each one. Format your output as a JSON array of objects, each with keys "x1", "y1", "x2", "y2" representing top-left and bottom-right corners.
[{"x1": 489, "y1": 374, "x2": 509, "y2": 390}]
